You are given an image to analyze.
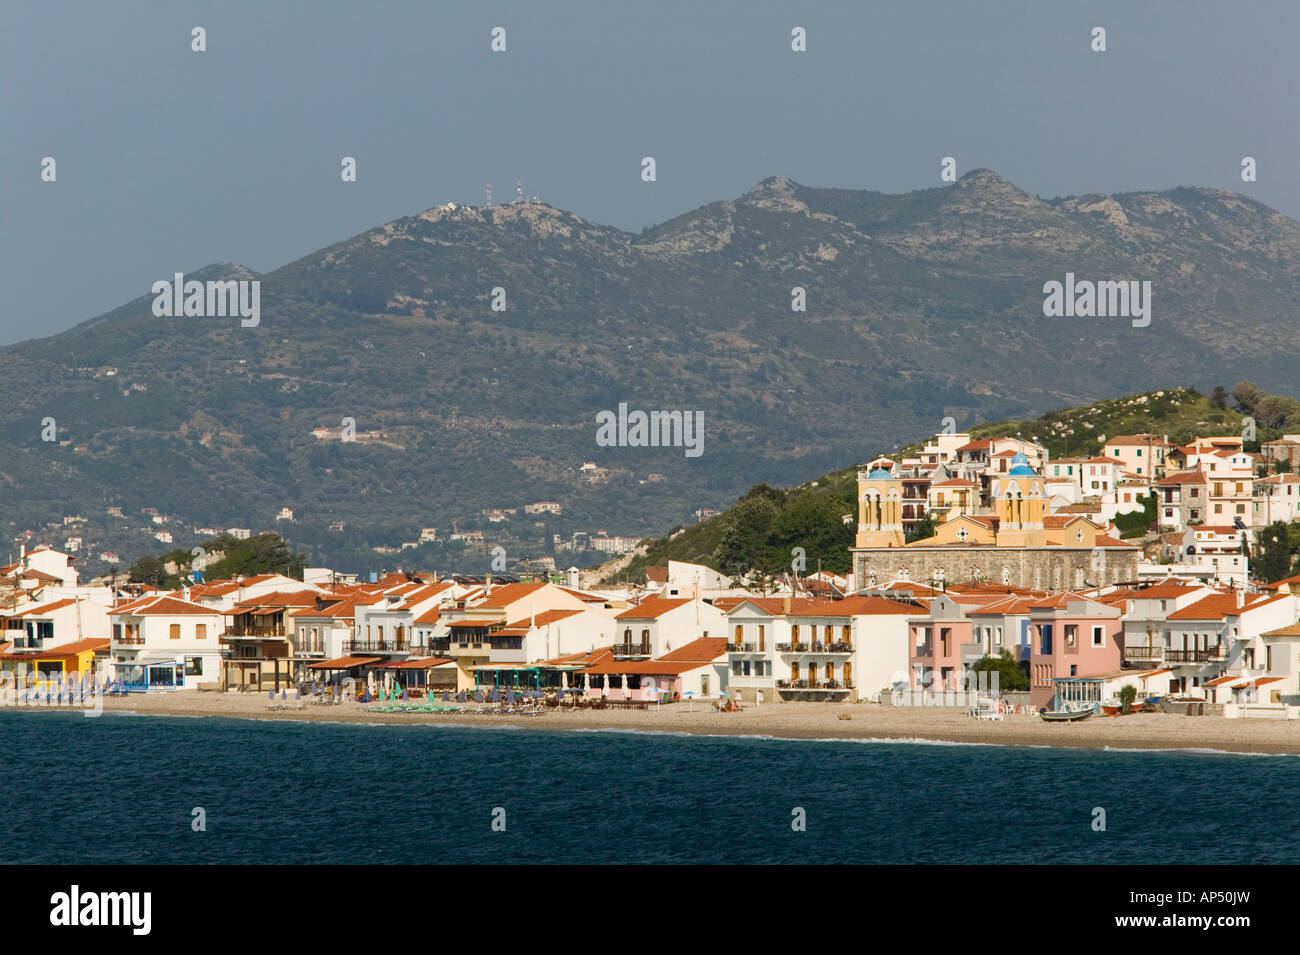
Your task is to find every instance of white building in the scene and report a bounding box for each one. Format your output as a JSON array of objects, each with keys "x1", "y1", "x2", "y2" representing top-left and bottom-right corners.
[{"x1": 108, "y1": 594, "x2": 228, "y2": 690}]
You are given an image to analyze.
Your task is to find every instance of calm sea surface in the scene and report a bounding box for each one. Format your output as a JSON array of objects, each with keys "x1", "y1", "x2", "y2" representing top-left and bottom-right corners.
[{"x1": 4, "y1": 710, "x2": 1297, "y2": 864}]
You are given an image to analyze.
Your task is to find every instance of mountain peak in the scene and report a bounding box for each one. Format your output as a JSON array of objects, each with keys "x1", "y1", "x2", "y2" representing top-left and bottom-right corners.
[
  {"x1": 745, "y1": 176, "x2": 800, "y2": 199},
  {"x1": 956, "y1": 168, "x2": 1015, "y2": 190}
]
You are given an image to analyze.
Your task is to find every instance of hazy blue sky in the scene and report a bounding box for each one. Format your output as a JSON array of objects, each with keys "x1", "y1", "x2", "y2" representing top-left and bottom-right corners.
[{"x1": 3, "y1": 0, "x2": 1297, "y2": 345}]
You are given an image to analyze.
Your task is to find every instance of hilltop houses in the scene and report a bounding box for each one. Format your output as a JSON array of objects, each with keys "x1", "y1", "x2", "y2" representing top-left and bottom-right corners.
[{"x1": 852, "y1": 453, "x2": 1141, "y2": 591}]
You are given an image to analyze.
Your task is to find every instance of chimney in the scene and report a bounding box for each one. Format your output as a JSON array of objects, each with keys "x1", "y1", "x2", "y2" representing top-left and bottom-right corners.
[
  {"x1": 1236, "y1": 588, "x2": 1244, "y2": 609},
  {"x1": 783, "y1": 592, "x2": 792, "y2": 615}
]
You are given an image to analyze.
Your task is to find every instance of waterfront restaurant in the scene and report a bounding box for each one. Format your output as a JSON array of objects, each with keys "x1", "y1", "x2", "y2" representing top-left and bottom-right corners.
[
  {"x1": 372, "y1": 656, "x2": 458, "y2": 694},
  {"x1": 580, "y1": 638, "x2": 729, "y2": 702},
  {"x1": 307, "y1": 655, "x2": 382, "y2": 688}
]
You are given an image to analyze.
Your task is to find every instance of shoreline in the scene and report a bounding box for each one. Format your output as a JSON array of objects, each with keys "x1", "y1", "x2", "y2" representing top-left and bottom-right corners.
[{"x1": 9, "y1": 692, "x2": 1300, "y2": 756}]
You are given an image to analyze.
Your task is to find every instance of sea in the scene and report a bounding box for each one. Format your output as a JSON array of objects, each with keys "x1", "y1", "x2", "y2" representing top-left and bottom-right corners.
[{"x1": 4, "y1": 710, "x2": 1298, "y2": 865}]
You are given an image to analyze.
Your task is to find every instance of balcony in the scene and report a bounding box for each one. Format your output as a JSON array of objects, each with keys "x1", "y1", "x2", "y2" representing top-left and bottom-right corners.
[
  {"x1": 776, "y1": 679, "x2": 855, "y2": 692},
  {"x1": 725, "y1": 642, "x2": 758, "y2": 653},
  {"x1": 776, "y1": 642, "x2": 809, "y2": 653},
  {"x1": 612, "y1": 643, "x2": 651, "y2": 657},
  {"x1": 342, "y1": 639, "x2": 406, "y2": 653},
  {"x1": 223, "y1": 625, "x2": 286, "y2": 638},
  {"x1": 1125, "y1": 645, "x2": 1164, "y2": 662},
  {"x1": 1166, "y1": 648, "x2": 1227, "y2": 664}
]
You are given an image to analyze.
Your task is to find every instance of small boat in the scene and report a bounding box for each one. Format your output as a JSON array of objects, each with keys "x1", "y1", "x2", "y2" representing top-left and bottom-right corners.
[{"x1": 1040, "y1": 706, "x2": 1094, "y2": 722}]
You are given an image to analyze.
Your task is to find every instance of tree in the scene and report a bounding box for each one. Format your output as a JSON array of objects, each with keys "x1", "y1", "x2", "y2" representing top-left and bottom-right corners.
[
  {"x1": 127, "y1": 555, "x2": 166, "y2": 586},
  {"x1": 1232, "y1": 380, "x2": 1262, "y2": 415},
  {"x1": 905, "y1": 511, "x2": 938, "y2": 543},
  {"x1": 1209, "y1": 386, "x2": 1229, "y2": 409},
  {"x1": 971, "y1": 650, "x2": 1029, "y2": 692},
  {"x1": 718, "y1": 496, "x2": 779, "y2": 575},
  {"x1": 1255, "y1": 521, "x2": 1293, "y2": 584},
  {"x1": 1113, "y1": 492, "x2": 1157, "y2": 539},
  {"x1": 1118, "y1": 683, "x2": 1138, "y2": 715}
]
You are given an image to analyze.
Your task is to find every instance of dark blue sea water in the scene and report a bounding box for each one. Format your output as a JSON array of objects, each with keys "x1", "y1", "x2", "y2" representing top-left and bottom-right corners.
[{"x1": 4, "y1": 710, "x2": 1298, "y2": 864}]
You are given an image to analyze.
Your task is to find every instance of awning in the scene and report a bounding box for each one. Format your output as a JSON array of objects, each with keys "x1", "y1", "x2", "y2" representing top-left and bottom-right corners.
[
  {"x1": 308, "y1": 655, "x2": 382, "y2": 670},
  {"x1": 371, "y1": 657, "x2": 455, "y2": 670},
  {"x1": 1236, "y1": 676, "x2": 1283, "y2": 689}
]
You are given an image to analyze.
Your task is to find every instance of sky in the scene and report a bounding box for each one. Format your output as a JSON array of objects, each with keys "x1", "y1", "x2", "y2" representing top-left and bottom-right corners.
[{"x1": 2, "y1": 0, "x2": 1297, "y2": 345}]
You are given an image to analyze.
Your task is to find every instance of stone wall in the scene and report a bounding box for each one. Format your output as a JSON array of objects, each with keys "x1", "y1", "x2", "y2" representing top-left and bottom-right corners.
[{"x1": 852, "y1": 546, "x2": 1141, "y2": 590}]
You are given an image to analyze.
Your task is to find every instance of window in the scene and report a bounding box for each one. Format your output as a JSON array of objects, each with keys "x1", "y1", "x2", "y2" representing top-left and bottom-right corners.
[
  {"x1": 1092, "y1": 626, "x2": 1104, "y2": 647},
  {"x1": 758, "y1": 625, "x2": 766, "y2": 651},
  {"x1": 184, "y1": 656, "x2": 203, "y2": 676},
  {"x1": 734, "y1": 624, "x2": 743, "y2": 642},
  {"x1": 995, "y1": 626, "x2": 1003, "y2": 646},
  {"x1": 1040, "y1": 625, "x2": 1053, "y2": 654},
  {"x1": 169, "y1": 623, "x2": 180, "y2": 640},
  {"x1": 196, "y1": 623, "x2": 207, "y2": 640},
  {"x1": 1065, "y1": 625, "x2": 1077, "y2": 648}
]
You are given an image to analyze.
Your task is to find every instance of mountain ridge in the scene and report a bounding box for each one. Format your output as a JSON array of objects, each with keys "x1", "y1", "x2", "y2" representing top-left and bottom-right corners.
[{"x1": 3, "y1": 170, "x2": 1298, "y2": 575}]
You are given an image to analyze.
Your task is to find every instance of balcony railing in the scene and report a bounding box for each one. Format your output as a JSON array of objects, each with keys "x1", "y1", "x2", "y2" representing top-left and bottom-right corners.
[
  {"x1": 1166, "y1": 648, "x2": 1226, "y2": 664},
  {"x1": 115, "y1": 635, "x2": 145, "y2": 645},
  {"x1": 776, "y1": 642, "x2": 809, "y2": 653},
  {"x1": 726, "y1": 642, "x2": 758, "y2": 653},
  {"x1": 343, "y1": 639, "x2": 405, "y2": 653},
  {"x1": 224, "y1": 625, "x2": 286, "y2": 637},
  {"x1": 612, "y1": 643, "x2": 651, "y2": 657},
  {"x1": 776, "y1": 679, "x2": 854, "y2": 691},
  {"x1": 1126, "y1": 645, "x2": 1164, "y2": 661}
]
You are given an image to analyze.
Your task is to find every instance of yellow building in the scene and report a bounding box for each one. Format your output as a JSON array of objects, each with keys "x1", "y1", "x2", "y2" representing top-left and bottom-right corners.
[{"x1": 855, "y1": 463, "x2": 906, "y2": 548}]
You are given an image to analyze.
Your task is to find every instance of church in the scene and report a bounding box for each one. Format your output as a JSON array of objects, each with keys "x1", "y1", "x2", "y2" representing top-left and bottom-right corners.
[{"x1": 851, "y1": 454, "x2": 1140, "y2": 590}]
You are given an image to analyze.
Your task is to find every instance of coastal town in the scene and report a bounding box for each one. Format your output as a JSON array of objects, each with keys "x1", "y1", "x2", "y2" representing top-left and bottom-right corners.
[{"x1": 5, "y1": 422, "x2": 1300, "y2": 734}]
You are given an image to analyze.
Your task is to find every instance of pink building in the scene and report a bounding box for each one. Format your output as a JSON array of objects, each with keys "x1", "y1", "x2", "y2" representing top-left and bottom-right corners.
[{"x1": 1027, "y1": 594, "x2": 1123, "y2": 709}]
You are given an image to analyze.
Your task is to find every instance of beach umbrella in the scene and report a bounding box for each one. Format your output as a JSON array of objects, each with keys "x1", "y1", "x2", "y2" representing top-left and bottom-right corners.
[{"x1": 684, "y1": 690, "x2": 695, "y2": 714}]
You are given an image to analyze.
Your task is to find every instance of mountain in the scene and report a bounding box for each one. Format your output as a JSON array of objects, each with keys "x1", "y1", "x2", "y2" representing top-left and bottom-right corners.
[{"x1": 3, "y1": 171, "x2": 1299, "y2": 574}]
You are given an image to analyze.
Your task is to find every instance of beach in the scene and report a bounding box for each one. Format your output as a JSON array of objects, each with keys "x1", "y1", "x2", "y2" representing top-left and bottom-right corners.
[{"x1": 37, "y1": 692, "x2": 1297, "y2": 754}]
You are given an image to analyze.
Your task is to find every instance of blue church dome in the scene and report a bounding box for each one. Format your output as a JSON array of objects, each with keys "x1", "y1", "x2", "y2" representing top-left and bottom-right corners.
[
  {"x1": 866, "y1": 467, "x2": 893, "y2": 481},
  {"x1": 1008, "y1": 452, "x2": 1037, "y2": 477}
]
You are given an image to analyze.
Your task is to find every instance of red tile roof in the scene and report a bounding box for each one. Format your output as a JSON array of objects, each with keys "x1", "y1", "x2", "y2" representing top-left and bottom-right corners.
[
  {"x1": 657, "y1": 637, "x2": 728, "y2": 661},
  {"x1": 307, "y1": 655, "x2": 383, "y2": 670},
  {"x1": 502, "y1": 608, "x2": 585, "y2": 629},
  {"x1": 475, "y1": 582, "x2": 551, "y2": 609},
  {"x1": 1166, "y1": 592, "x2": 1269, "y2": 620},
  {"x1": 616, "y1": 597, "x2": 692, "y2": 620},
  {"x1": 113, "y1": 595, "x2": 221, "y2": 616}
]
